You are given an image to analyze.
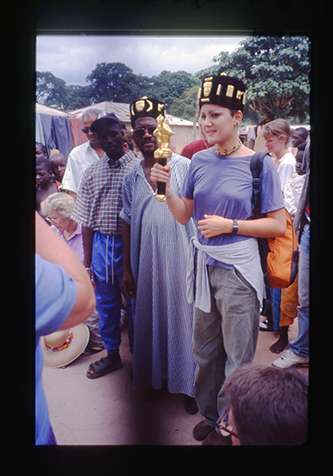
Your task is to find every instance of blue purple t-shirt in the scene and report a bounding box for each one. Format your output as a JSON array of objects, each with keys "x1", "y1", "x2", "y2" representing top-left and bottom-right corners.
[
  {"x1": 35, "y1": 254, "x2": 77, "y2": 445},
  {"x1": 181, "y1": 148, "x2": 284, "y2": 267}
]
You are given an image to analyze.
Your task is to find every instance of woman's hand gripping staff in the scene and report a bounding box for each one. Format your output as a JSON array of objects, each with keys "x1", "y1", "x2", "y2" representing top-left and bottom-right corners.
[{"x1": 150, "y1": 162, "x2": 194, "y2": 226}]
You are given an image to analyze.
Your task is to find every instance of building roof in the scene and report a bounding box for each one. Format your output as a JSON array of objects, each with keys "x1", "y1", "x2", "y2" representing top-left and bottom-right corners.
[
  {"x1": 36, "y1": 103, "x2": 73, "y2": 117},
  {"x1": 69, "y1": 101, "x2": 195, "y2": 128}
]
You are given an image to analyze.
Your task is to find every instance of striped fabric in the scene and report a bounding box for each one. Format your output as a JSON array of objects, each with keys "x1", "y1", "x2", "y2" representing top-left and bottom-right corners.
[
  {"x1": 121, "y1": 154, "x2": 196, "y2": 396},
  {"x1": 71, "y1": 151, "x2": 137, "y2": 235}
]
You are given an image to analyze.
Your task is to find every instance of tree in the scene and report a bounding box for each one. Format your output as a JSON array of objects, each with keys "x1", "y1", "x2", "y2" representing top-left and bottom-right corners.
[
  {"x1": 86, "y1": 62, "x2": 149, "y2": 104},
  {"x1": 66, "y1": 84, "x2": 93, "y2": 111},
  {"x1": 196, "y1": 36, "x2": 310, "y2": 123},
  {"x1": 169, "y1": 85, "x2": 200, "y2": 120},
  {"x1": 36, "y1": 71, "x2": 69, "y2": 109},
  {"x1": 144, "y1": 70, "x2": 199, "y2": 109}
]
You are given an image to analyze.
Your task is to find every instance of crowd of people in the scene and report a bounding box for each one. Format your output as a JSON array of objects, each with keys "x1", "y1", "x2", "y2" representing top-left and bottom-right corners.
[{"x1": 35, "y1": 72, "x2": 310, "y2": 446}]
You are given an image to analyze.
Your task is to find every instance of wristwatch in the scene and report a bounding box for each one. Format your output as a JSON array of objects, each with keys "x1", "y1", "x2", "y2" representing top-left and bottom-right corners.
[{"x1": 232, "y1": 219, "x2": 238, "y2": 234}]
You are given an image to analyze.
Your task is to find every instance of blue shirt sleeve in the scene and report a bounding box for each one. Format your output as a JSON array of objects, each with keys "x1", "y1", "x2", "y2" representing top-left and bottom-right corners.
[
  {"x1": 35, "y1": 253, "x2": 78, "y2": 445},
  {"x1": 35, "y1": 253, "x2": 78, "y2": 337}
]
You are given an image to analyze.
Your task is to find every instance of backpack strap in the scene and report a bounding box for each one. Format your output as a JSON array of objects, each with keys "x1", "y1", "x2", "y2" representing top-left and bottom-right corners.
[
  {"x1": 250, "y1": 152, "x2": 268, "y2": 217},
  {"x1": 250, "y1": 152, "x2": 274, "y2": 329}
]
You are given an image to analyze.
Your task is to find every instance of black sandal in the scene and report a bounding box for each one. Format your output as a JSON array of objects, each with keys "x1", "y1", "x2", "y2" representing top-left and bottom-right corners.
[{"x1": 86, "y1": 355, "x2": 122, "y2": 379}]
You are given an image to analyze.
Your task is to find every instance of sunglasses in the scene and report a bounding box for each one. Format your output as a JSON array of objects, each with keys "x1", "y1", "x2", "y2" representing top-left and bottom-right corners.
[
  {"x1": 217, "y1": 409, "x2": 239, "y2": 439},
  {"x1": 133, "y1": 126, "x2": 156, "y2": 138},
  {"x1": 82, "y1": 127, "x2": 95, "y2": 134}
]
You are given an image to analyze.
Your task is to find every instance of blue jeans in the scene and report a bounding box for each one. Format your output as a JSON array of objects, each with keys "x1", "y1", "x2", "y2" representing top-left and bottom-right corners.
[
  {"x1": 290, "y1": 223, "x2": 310, "y2": 357},
  {"x1": 192, "y1": 266, "x2": 260, "y2": 427},
  {"x1": 92, "y1": 232, "x2": 133, "y2": 355}
]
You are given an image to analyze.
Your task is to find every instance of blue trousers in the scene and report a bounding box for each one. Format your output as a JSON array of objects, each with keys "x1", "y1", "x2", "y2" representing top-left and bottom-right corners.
[
  {"x1": 290, "y1": 223, "x2": 310, "y2": 357},
  {"x1": 92, "y1": 232, "x2": 133, "y2": 355}
]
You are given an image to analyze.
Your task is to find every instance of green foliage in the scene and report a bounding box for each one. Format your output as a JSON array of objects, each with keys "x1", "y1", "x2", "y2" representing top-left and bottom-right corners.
[
  {"x1": 142, "y1": 70, "x2": 199, "y2": 110},
  {"x1": 86, "y1": 62, "x2": 150, "y2": 104},
  {"x1": 36, "y1": 36, "x2": 310, "y2": 124},
  {"x1": 36, "y1": 71, "x2": 69, "y2": 109},
  {"x1": 36, "y1": 64, "x2": 198, "y2": 113},
  {"x1": 66, "y1": 85, "x2": 92, "y2": 111},
  {"x1": 196, "y1": 36, "x2": 310, "y2": 123},
  {"x1": 169, "y1": 86, "x2": 200, "y2": 120}
]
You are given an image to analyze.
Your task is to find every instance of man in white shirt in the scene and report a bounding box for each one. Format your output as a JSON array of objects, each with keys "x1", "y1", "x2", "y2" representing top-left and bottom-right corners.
[{"x1": 62, "y1": 108, "x2": 105, "y2": 200}]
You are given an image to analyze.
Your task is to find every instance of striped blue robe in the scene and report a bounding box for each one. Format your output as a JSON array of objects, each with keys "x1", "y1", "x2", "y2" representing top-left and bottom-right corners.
[{"x1": 120, "y1": 154, "x2": 196, "y2": 396}]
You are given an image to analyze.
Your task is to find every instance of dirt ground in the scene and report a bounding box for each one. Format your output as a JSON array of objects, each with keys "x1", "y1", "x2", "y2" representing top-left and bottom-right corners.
[{"x1": 42, "y1": 316, "x2": 308, "y2": 445}]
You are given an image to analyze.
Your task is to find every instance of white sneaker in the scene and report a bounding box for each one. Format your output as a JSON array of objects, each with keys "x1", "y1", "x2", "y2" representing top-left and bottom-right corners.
[
  {"x1": 272, "y1": 349, "x2": 309, "y2": 369},
  {"x1": 119, "y1": 308, "x2": 127, "y2": 329}
]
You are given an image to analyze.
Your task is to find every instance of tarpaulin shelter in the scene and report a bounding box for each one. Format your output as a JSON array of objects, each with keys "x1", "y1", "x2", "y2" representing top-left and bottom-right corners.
[
  {"x1": 36, "y1": 101, "x2": 200, "y2": 156},
  {"x1": 36, "y1": 103, "x2": 87, "y2": 158}
]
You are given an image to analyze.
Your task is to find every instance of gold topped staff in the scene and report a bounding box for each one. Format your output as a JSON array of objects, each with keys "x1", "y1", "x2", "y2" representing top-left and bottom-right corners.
[{"x1": 153, "y1": 114, "x2": 174, "y2": 202}]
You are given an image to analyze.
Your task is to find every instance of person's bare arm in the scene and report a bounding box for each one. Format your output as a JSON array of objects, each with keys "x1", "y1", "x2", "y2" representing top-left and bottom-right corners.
[
  {"x1": 197, "y1": 208, "x2": 286, "y2": 239},
  {"x1": 150, "y1": 162, "x2": 286, "y2": 239},
  {"x1": 35, "y1": 212, "x2": 96, "y2": 330},
  {"x1": 150, "y1": 162, "x2": 194, "y2": 225},
  {"x1": 82, "y1": 226, "x2": 95, "y2": 278},
  {"x1": 121, "y1": 221, "x2": 135, "y2": 299}
]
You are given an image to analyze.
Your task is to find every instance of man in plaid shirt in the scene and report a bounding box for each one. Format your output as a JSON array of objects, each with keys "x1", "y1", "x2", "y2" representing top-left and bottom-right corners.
[{"x1": 71, "y1": 113, "x2": 138, "y2": 378}]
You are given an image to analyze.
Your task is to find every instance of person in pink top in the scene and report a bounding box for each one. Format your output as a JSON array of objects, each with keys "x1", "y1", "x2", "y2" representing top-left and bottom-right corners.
[{"x1": 181, "y1": 121, "x2": 211, "y2": 159}]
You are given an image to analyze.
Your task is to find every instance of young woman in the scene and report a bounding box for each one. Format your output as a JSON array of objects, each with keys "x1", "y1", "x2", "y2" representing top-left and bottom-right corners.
[
  {"x1": 263, "y1": 118, "x2": 296, "y2": 192},
  {"x1": 261, "y1": 119, "x2": 297, "y2": 334},
  {"x1": 150, "y1": 73, "x2": 286, "y2": 445}
]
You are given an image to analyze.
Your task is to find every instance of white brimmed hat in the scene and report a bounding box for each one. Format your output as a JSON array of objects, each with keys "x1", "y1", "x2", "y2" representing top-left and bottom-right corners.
[{"x1": 41, "y1": 324, "x2": 90, "y2": 368}]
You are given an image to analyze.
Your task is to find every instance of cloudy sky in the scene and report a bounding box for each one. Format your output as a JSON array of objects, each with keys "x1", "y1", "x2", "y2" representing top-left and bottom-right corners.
[{"x1": 36, "y1": 34, "x2": 248, "y2": 86}]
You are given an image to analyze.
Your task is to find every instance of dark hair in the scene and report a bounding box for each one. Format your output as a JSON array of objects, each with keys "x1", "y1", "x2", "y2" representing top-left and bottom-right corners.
[
  {"x1": 36, "y1": 158, "x2": 52, "y2": 172},
  {"x1": 294, "y1": 127, "x2": 309, "y2": 140},
  {"x1": 35, "y1": 142, "x2": 49, "y2": 158},
  {"x1": 229, "y1": 109, "x2": 238, "y2": 117},
  {"x1": 49, "y1": 152, "x2": 67, "y2": 163},
  {"x1": 200, "y1": 108, "x2": 239, "y2": 118},
  {"x1": 223, "y1": 364, "x2": 308, "y2": 445}
]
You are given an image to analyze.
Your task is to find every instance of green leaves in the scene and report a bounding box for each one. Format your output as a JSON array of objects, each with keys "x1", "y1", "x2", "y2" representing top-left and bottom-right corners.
[
  {"x1": 36, "y1": 64, "x2": 198, "y2": 113},
  {"x1": 198, "y1": 35, "x2": 310, "y2": 123},
  {"x1": 36, "y1": 36, "x2": 310, "y2": 124}
]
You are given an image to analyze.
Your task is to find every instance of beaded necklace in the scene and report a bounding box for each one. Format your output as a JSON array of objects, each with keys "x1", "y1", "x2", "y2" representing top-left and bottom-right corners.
[{"x1": 214, "y1": 139, "x2": 242, "y2": 157}]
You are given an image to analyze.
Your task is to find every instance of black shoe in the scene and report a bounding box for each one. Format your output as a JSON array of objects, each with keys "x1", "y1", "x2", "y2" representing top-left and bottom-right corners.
[{"x1": 184, "y1": 395, "x2": 198, "y2": 415}]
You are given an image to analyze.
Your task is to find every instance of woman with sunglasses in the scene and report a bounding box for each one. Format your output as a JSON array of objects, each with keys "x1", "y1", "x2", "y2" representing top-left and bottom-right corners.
[
  {"x1": 151, "y1": 73, "x2": 286, "y2": 444},
  {"x1": 120, "y1": 97, "x2": 197, "y2": 415}
]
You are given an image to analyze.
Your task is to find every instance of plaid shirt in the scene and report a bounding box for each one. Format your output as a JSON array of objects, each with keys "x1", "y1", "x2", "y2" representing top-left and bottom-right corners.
[{"x1": 71, "y1": 151, "x2": 138, "y2": 235}]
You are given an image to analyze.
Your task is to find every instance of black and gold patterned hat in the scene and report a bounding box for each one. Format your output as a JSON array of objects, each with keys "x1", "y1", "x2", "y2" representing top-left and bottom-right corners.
[
  {"x1": 199, "y1": 73, "x2": 246, "y2": 111},
  {"x1": 130, "y1": 96, "x2": 166, "y2": 128}
]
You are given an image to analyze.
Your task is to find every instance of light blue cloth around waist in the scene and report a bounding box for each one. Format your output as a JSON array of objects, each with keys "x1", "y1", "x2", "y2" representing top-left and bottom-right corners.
[{"x1": 186, "y1": 236, "x2": 264, "y2": 313}]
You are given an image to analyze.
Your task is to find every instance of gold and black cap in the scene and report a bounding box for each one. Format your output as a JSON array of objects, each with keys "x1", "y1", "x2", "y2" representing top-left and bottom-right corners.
[
  {"x1": 130, "y1": 96, "x2": 166, "y2": 128},
  {"x1": 199, "y1": 73, "x2": 246, "y2": 111}
]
